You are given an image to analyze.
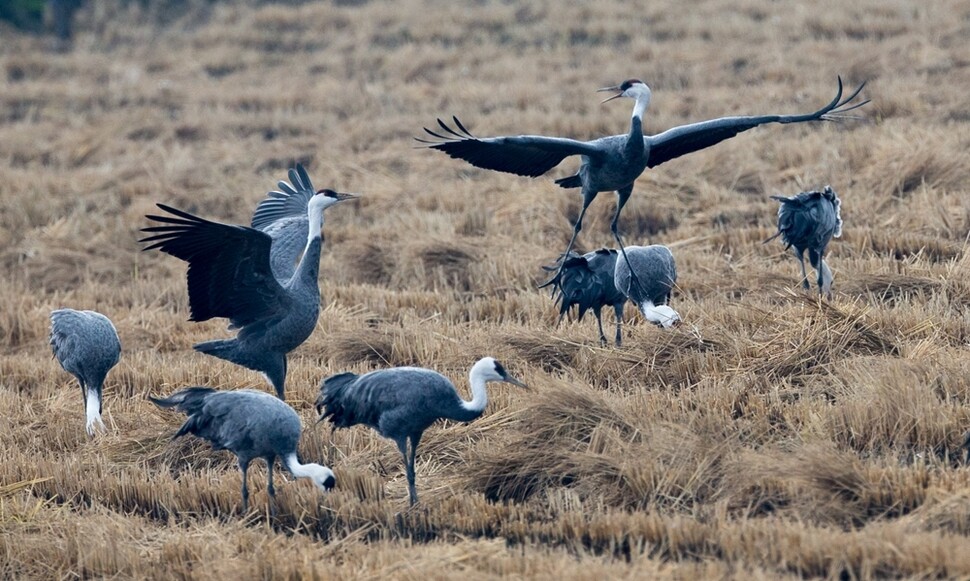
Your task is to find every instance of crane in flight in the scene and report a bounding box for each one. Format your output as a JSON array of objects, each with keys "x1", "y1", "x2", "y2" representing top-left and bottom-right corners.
[{"x1": 418, "y1": 77, "x2": 867, "y2": 288}]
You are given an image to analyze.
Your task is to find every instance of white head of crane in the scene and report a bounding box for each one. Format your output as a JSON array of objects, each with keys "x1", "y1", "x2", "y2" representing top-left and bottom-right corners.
[
  {"x1": 640, "y1": 303, "x2": 681, "y2": 329},
  {"x1": 307, "y1": 188, "x2": 358, "y2": 243},
  {"x1": 597, "y1": 78, "x2": 652, "y2": 119}
]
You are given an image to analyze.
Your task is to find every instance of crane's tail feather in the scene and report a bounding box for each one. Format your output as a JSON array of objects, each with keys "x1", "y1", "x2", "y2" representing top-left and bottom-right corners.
[
  {"x1": 554, "y1": 174, "x2": 582, "y2": 189},
  {"x1": 763, "y1": 231, "x2": 783, "y2": 244},
  {"x1": 316, "y1": 372, "x2": 362, "y2": 428}
]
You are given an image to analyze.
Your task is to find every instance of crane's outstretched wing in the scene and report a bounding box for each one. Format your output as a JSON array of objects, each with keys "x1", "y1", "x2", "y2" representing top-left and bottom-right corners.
[
  {"x1": 646, "y1": 77, "x2": 868, "y2": 169},
  {"x1": 251, "y1": 164, "x2": 315, "y2": 231},
  {"x1": 417, "y1": 116, "x2": 603, "y2": 178},
  {"x1": 140, "y1": 204, "x2": 290, "y2": 328},
  {"x1": 250, "y1": 164, "x2": 316, "y2": 281}
]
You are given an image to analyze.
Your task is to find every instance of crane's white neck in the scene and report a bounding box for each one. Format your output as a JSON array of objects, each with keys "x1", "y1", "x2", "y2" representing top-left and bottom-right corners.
[
  {"x1": 631, "y1": 87, "x2": 651, "y2": 121},
  {"x1": 284, "y1": 452, "x2": 319, "y2": 479},
  {"x1": 306, "y1": 206, "x2": 324, "y2": 247},
  {"x1": 85, "y1": 388, "x2": 104, "y2": 436},
  {"x1": 460, "y1": 366, "x2": 489, "y2": 413}
]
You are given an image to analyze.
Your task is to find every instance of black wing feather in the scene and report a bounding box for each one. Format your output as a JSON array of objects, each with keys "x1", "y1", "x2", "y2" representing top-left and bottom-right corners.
[
  {"x1": 417, "y1": 117, "x2": 601, "y2": 178},
  {"x1": 647, "y1": 77, "x2": 868, "y2": 168},
  {"x1": 140, "y1": 204, "x2": 289, "y2": 327}
]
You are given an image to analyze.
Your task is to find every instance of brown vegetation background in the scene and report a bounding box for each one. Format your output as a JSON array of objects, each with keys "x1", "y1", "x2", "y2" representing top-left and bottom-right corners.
[{"x1": 2, "y1": 0, "x2": 970, "y2": 578}]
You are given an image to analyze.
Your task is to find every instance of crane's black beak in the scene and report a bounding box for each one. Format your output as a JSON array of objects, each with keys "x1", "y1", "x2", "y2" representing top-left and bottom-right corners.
[
  {"x1": 502, "y1": 373, "x2": 528, "y2": 389},
  {"x1": 596, "y1": 85, "x2": 623, "y2": 104},
  {"x1": 333, "y1": 192, "x2": 360, "y2": 202}
]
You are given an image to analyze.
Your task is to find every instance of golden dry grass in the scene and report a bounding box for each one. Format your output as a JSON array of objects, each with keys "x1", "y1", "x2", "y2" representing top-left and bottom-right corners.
[{"x1": 2, "y1": 0, "x2": 970, "y2": 578}]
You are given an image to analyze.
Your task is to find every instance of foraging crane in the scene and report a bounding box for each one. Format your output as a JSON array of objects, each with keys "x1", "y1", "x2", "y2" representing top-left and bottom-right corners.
[
  {"x1": 151, "y1": 387, "x2": 335, "y2": 514},
  {"x1": 765, "y1": 185, "x2": 842, "y2": 298},
  {"x1": 541, "y1": 248, "x2": 627, "y2": 346},
  {"x1": 418, "y1": 77, "x2": 867, "y2": 287},
  {"x1": 49, "y1": 308, "x2": 121, "y2": 436},
  {"x1": 140, "y1": 169, "x2": 358, "y2": 399},
  {"x1": 316, "y1": 357, "x2": 527, "y2": 506},
  {"x1": 613, "y1": 245, "x2": 680, "y2": 328}
]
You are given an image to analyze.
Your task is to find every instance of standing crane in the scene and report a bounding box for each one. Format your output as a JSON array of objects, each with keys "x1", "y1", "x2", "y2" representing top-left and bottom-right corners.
[
  {"x1": 541, "y1": 248, "x2": 627, "y2": 346},
  {"x1": 49, "y1": 308, "x2": 121, "y2": 436},
  {"x1": 316, "y1": 357, "x2": 527, "y2": 506},
  {"x1": 151, "y1": 387, "x2": 335, "y2": 514},
  {"x1": 418, "y1": 77, "x2": 867, "y2": 287},
  {"x1": 140, "y1": 168, "x2": 358, "y2": 399},
  {"x1": 765, "y1": 185, "x2": 843, "y2": 298},
  {"x1": 614, "y1": 245, "x2": 680, "y2": 328}
]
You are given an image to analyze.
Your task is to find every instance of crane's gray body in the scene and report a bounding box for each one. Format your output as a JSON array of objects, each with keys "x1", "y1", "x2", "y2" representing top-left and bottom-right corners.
[
  {"x1": 191, "y1": 236, "x2": 322, "y2": 398},
  {"x1": 767, "y1": 186, "x2": 842, "y2": 296},
  {"x1": 150, "y1": 387, "x2": 333, "y2": 512},
  {"x1": 319, "y1": 367, "x2": 482, "y2": 439},
  {"x1": 614, "y1": 245, "x2": 677, "y2": 307},
  {"x1": 544, "y1": 248, "x2": 627, "y2": 346},
  {"x1": 141, "y1": 166, "x2": 342, "y2": 400},
  {"x1": 49, "y1": 308, "x2": 121, "y2": 434},
  {"x1": 154, "y1": 388, "x2": 302, "y2": 462}
]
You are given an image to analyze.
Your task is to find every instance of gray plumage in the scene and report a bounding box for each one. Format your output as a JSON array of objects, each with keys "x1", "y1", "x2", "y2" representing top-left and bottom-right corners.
[
  {"x1": 140, "y1": 168, "x2": 358, "y2": 399},
  {"x1": 418, "y1": 77, "x2": 867, "y2": 291},
  {"x1": 151, "y1": 387, "x2": 335, "y2": 514},
  {"x1": 316, "y1": 357, "x2": 526, "y2": 505},
  {"x1": 541, "y1": 248, "x2": 626, "y2": 346},
  {"x1": 765, "y1": 185, "x2": 843, "y2": 298},
  {"x1": 614, "y1": 245, "x2": 681, "y2": 328},
  {"x1": 49, "y1": 308, "x2": 121, "y2": 436}
]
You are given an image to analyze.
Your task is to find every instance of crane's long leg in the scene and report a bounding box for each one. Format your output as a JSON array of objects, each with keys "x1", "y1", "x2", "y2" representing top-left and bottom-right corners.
[
  {"x1": 239, "y1": 459, "x2": 251, "y2": 514},
  {"x1": 613, "y1": 303, "x2": 624, "y2": 347},
  {"x1": 611, "y1": 186, "x2": 647, "y2": 296},
  {"x1": 542, "y1": 189, "x2": 597, "y2": 290},
  {"x1": 407, "y1": 433, "x2": 422, "y2": 506},
  {"x1": 593, "y1": 306, "x2": 607, "y2": 346},
  {"x1": 265, "y1": 456, "x2": 278, "y2": 517},
  {"x1": 795, "y1": 249, "x2": 810, "y2": 290},
  {"x1": 395, "y1": 437, "x2": 418, "y2": 506}
]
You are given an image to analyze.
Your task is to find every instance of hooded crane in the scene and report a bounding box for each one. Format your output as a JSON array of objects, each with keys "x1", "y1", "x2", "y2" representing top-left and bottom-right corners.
[
  {"x1": 614, "y1": 245, "x2": 680, "y2": 328},
  {"x1": 316, "y1": 357, "x2": 527, "y2": 506},
  {"x1": 418, "y1": 77, "x2": 867, "y2": 287},
  {"x1": 765, "y1": 185, "x2": 843, "y2": 298},
  {"x1": 151, "y1": 387, "x2": 335, "y2": 514},
  {"x1": 49, "y1": 308, "x2": 122, "y2": 436},
  {"x1": 541, "y1": 248, "x2": 627, "y2": 346},
  {"x1": 140, "y1": 169, "x2": 358, "y2": 400}
]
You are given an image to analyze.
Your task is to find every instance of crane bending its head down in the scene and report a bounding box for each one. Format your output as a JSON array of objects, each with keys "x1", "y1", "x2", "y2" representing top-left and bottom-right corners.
[
  {"x1": 140, "y1": 169, "x2": 359, "y2": 400},
  {"x1": 151, "y1": 387, "x2": 335, "y2": 514},
  {"x1": 316, "y1": 357, "x2": 526, "y2": 506},
  {"x1": 613, "y1": 245, "x2": 680, "y2": 329},
  {"x1": 49, "y1": 309, "x2": 122, "y2": 436}
]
